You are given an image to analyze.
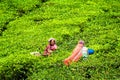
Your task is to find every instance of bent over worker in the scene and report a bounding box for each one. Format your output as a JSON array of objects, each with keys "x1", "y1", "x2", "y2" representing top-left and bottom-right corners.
[{"x1": 63, "y1": 40, "x2": 94, "y2": 66}]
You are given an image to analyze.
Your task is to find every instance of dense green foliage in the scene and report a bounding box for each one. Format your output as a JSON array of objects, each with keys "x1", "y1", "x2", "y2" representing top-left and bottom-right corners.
[{"x1": 0, "y1": 0, "x2": 120, "y2": 79}]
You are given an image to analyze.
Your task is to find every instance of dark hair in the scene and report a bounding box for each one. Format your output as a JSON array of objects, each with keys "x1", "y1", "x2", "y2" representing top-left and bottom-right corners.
[{"x1": 49, "y1": 39, "x2": 56, "y2": 45}]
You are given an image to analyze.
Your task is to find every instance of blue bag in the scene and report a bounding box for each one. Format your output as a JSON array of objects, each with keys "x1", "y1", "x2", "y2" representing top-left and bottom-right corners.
[{"x1": 88, "y1": 49, "x2": 94, "y2": 55}]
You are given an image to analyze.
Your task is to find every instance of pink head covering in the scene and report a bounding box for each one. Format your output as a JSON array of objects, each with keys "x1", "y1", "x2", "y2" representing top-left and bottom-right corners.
[{"x1": 79, "y1": 40, "x2": 85, "y2": 45}]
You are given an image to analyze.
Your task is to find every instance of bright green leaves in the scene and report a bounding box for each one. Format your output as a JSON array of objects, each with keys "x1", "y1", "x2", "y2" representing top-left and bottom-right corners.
[{"x1": 0, "y1": 0, "x2": 120, "y2": 79}]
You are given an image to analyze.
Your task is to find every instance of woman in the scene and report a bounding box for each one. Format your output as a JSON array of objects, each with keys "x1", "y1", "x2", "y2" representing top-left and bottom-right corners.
[
  {"x1": 43, "y1": 38, "x2": 57, "y2": 56},
  {"x1": 63, "y1": 40, "x2": 94, "y2": 66}
]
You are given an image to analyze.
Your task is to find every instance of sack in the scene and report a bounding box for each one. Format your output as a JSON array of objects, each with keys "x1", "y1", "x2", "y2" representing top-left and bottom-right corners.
[
  {"x1": 82, "y1": 47, "x2": 88, "y2": 58},
  {"x1": 88, "y1": 49, "x2": 94, "y2": 55},
  {"x1": 30, "y1": 51, "x2": 41, "y2": 56}
]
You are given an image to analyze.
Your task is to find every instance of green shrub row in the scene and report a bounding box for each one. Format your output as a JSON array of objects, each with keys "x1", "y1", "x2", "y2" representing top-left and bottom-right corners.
[
  {"x1": 0, "y1": 54, "x2": 40, "y2": 80},
  {"x1": 0, "y1": 0, "x2": 120, "y2": 79}
]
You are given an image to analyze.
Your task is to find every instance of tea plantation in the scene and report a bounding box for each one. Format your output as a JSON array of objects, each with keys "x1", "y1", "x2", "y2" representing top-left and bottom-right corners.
[{"x1": 0, "y1": 0, "x2": 120, "y2": 80}]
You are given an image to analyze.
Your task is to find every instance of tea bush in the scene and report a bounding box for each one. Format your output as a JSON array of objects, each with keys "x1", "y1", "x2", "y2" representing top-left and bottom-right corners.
[
  {"x1": 0, "y1": 0, "x2": 47, "y2": 35},
  {"x1": 0, "y1": 0, "x2": 120, "y2": 79},
  {"x1": 0, "y1": 54, "x2": 40, "y2": 80}
]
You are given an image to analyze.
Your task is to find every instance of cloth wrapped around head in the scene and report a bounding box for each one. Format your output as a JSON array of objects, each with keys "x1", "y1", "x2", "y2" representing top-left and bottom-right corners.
[
  {"x1": 48, "y1": 38, "x2": 56, "y2": 42},
  {"x1": 79, "y1": 40, "x2": 85, "y2": 45}
]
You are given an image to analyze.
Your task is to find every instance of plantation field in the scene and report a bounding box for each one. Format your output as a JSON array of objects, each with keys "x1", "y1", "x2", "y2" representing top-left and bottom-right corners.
[{"x1": 0, "y1": 0, "x2": 120, "y2": 79}]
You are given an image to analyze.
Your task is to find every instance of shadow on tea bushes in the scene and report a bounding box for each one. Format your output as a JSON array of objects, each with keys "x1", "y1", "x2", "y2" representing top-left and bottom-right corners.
[{"x1": 0, "y1": 54, "x2": 40, "y2": 80}]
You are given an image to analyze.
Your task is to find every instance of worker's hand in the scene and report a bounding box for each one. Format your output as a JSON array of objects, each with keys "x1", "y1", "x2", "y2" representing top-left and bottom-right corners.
[{"x1": 48, "y1": 49, "x2": 53, "y2": 53}]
